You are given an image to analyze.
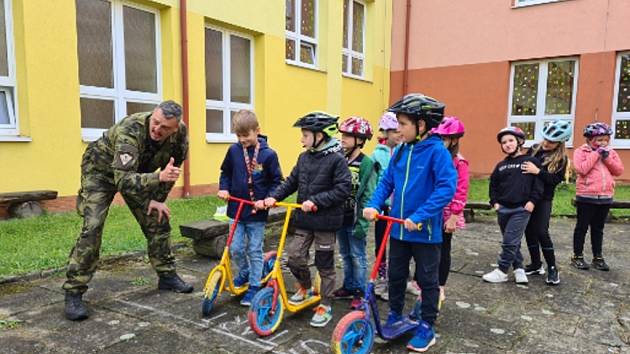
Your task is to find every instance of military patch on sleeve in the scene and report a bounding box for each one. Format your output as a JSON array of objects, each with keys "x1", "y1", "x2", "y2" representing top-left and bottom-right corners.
[{"x1": 113, "y1": 144, "x2": 138, "y2": 171}]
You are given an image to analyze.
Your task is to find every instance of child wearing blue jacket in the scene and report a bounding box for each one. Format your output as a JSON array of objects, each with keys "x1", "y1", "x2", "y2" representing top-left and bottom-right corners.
[
  {"x1": 364, "y1": 94, "x2": 457, "y2": 353},
  {"x1": 218, "y1": 110, "x2": 283, "y2": 306}
]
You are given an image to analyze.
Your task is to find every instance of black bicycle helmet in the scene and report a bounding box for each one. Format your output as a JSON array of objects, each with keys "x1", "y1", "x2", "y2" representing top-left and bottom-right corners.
[
  {"x1": 388, "y1": 93, "x2": 445, "y2": 130},
  {"x1": 293, "y1": 111, "x2": 339, "y2": 138}
]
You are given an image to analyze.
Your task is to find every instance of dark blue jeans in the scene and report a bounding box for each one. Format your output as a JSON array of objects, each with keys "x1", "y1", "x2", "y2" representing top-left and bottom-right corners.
[
  {"x1": 388, "y1": 238, "x2": 440, "y2": 325},
  {"x1": 497, "y1": 206, "x2": 531, "y2": 273},
  {"x1": 337, "y1": 225, "x2": 367, "y2": 293}
]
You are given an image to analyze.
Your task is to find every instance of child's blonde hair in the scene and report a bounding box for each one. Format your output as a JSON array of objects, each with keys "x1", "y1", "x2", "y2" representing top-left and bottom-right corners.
[
  {"x1": 530, "y1": 142, "x2": 567, "y2": 174},
  {"x1": 233, "y1": 109, "x2": 259, "y2": 135}
]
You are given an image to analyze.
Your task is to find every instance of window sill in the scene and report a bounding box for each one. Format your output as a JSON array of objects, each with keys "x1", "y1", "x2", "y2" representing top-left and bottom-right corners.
[
  {"x1": 285, "y1": 60, "x2": 326, "y2": 73},
  {"x1": 0, "y1": 135, "x2": 32, "y2": 142},
  {"x1": 610, "y1": 141, "x2": 630, "y2": 149},
  {"x1": 512, "y1": 0, "x2": 566, "y2": 8},
  {"x1": 206, "y1": 133, "x2": 237, "y2": 144},
  {"x1": 342, "y1": 73, "x2": 372, "y2": 83}
]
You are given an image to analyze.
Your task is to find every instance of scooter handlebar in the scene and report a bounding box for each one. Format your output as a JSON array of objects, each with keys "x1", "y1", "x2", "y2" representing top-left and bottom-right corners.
[
  {"x1": 226, "y1": 196, "x2": 255, "y2": 206},
  {"x1": 373, "y1": 213, "x2": 422, "y2": 231},
  {"x1": 274, "y1": 201, "x2": 318, "y2": 213}
]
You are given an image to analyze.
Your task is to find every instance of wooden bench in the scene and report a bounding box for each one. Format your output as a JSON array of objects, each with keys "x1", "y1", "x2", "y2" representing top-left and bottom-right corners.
[
  {"x1": 0, "y1": 190, "x2": 58, "y2": 219},
  {"x1": 464, "y1": 201, "x2": 492, "y2": 223},
  {"x1": 179, "y1": 208, "x2": 287, "y2": 258},
  {"x1": 571, "y1": 198, "x2": 630, "y2": 221}
]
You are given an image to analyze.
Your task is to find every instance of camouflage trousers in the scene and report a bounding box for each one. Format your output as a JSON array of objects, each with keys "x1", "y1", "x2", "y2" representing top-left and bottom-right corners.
[{"x1": 62, "y1": 177, "x2": 176, "y2": 294}]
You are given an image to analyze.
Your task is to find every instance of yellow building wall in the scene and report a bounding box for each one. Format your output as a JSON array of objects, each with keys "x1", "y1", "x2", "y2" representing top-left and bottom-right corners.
[{"x1": 1, "y1": 0, "x2": 392, "y2": 200}]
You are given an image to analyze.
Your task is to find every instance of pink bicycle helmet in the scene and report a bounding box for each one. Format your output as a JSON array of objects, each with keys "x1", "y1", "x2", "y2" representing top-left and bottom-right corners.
[
  {"x1": 431, "y1": 116, "x2": 465, "y2": 137},
  {"x1": 583, "y1": 122, "x2": 612, "y2": 138},
  {"x1": 378, "y1": 112, "x2": 398, "y2": 131}
]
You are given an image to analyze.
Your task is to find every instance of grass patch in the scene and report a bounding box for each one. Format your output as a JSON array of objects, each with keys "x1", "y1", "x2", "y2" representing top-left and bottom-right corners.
[
  {"x1": 0, "y1": 319, "x2": 22, "y2": 330},
  {"x1": 130, "y1": 276, "x2": 151, "y2": 286},
  {"x1": 467, "y1": 179, "x2": 630, "y2": 217},
  {"x1": 0, "y1": 195, "x2": 223, "y2": 278}
]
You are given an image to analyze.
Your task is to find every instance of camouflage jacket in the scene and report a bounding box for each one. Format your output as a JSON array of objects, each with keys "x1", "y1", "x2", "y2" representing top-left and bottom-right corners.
[{"x1": 82, "y1": 112, "x2": 188, "y2": 208}]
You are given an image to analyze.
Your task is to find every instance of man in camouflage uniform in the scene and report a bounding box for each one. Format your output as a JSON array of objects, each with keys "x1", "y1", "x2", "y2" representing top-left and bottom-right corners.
[{"x1": 63, "y1": 100, "x2": 194, "y2": 321}]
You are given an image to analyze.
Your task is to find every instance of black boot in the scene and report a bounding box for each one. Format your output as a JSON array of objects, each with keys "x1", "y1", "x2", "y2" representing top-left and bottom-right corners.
[
  {"x1": 65, "y1": 292, "x2": 89, "y2": 321},
  {"x1": 592, "y1": 257, "x2": 610, "y2": 271},
  {"x1": 158, "y1": 273, "x2": 194, "y2": 293}
]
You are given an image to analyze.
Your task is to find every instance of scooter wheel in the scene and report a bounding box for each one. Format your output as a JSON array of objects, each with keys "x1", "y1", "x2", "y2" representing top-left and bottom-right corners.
[
  {"x1": 331, "y1": 311, "x2": 374, "y2": 354},
  {"x1": 248, "y1": 287, "x2": 284, "y2": 336},
  {"x1": 262, "y1": 251, "x2": 277, "y2": 279},
  {"x1": 202, "y1": 269, "x2": 224, "y2": 316}
]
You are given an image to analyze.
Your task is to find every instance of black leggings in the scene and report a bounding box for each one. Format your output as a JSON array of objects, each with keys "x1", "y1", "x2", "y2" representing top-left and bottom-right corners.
[
  {"x1": 573, "y1": 201, "x2": 610, "y2": 257},
  {"x1": 524, "y1": 200, "x2": 556, "y2": 268},
  {"x1": 438, "y1": 232, "x2": 452, "y2": 286}
]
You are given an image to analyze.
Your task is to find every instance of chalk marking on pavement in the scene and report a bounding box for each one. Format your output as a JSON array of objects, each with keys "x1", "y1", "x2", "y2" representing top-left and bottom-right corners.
[
  {"x1": 300, "y1": 339, "x2": 329, "y2": 354},
  {"x1": 202, "y1": 312, "x2": 228, "y2": 323},
  {"x1": 116, "y1": 299, "x2": 208, "y2": 329},
  {"x1": 267, "y1": 329, "x2": 289, "y2": 343},
  {"x1": 211, "y1": 328, "x2": 274, "y2": 351}
]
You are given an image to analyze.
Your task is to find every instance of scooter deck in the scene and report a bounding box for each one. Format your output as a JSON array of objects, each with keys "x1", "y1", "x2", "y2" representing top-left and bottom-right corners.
[{"x1": 379, "y1": 317, "x2": 420, "y2": 340}]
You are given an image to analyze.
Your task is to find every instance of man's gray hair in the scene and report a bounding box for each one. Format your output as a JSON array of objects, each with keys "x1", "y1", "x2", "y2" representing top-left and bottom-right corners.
[{"x1": 157, "y1": 100, "x2": 183, "y2": 121}]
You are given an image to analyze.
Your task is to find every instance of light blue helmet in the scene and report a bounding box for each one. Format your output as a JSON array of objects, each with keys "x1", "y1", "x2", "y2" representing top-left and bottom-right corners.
[{"x1": 542, "y1": 120, "x2": 572, "y2": 142}]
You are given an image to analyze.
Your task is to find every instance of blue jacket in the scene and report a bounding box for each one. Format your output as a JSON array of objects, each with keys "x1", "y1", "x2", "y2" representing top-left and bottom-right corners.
[
  {"x1": 219, "y1": 136, "x2": 283, "y2": 222},
  {"x1": 366, "y1": 135, "x2": 457, "y2": 243}
]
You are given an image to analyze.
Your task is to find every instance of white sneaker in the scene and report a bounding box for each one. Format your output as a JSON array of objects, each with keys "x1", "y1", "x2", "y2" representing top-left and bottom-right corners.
[
  {"x1": 406, "y1": 280, "x2": 422, "y2": 296},
  {"x1": 514, "y1": 268, "x2": 528, "y2": 284},
  {"x1": 482, "y1": 268, "x2": 508, "y2": 283}
]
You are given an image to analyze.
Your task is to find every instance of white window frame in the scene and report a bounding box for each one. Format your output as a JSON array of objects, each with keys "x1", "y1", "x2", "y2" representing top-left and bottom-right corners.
[
  {"x1": 611, "y1": 52, "x2": 630, "y2": 148},
  {"x1": 513, "y1": 0, "x2": 561, "y2": 8},
  {"x1": 285, "y1": 0, "x2": 318, "y2": 69},
  {"x1": 507, "y1": 58, "x2": 579, "y2": 147},
  {"x1": 0, "y1": 0, "x2": 18, "y2": 137},
  {"x1": 78, "y1": 0, "x2": 162, "y2": 141},
  {"x1": 342, "y1": 0, "x2": 366, "y2": 79},
  {"x1": 205, "y1": 25, "x2": 254, "y2": 143}
]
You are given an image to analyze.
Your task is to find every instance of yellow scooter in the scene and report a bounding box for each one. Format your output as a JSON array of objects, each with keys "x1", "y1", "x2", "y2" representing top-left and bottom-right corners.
[
  {"x1": 247, "y1": 202, "x2": 320, "y2": 336},
  {"x1": 201, "y1": 196, "x2": 277, "y2": 316}
]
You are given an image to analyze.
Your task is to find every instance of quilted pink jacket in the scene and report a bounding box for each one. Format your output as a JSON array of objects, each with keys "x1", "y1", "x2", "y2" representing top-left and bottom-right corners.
[
  {"x1": 573, "y1": 144, "x2": 624, "y2": 198},
  {"x1": 443, "y1": 154, "x2": 469, "y2": 230}
]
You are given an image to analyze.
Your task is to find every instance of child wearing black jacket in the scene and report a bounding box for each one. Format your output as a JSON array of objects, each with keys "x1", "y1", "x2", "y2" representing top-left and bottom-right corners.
[
  {"x1": 521, "y1": 120, "x2": 572, "y2": 285},
  {"x1": 483, "y1": 127, "x2": 544, "y2": 284},
  {"x1": 260, "y1": 112, "x2": 351, "y2": 328}
]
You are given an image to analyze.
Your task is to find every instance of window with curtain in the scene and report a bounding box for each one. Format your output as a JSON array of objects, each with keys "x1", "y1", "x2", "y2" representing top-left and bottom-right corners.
[
  {"x1": 0, "y1": 0, "x2": 17, "y2": 136},
  {"x1": 342, "y1": 0, "x2": 365, "y2": 78},
  {"x1": 76, "y1": 0, "x2": 161, "y2": 141},
  {"x1": 205, "y1": 26, "x2": 253, "y2": 142},
  {"x1": 612, "y1": 52, "x2": 630, "y2": 147},
  {"x1": 285, "y1": 0, "x2": 317, "y2": 68},
  {"x1": 508, "y1": 58, "x2": 578, "y2": 145}
]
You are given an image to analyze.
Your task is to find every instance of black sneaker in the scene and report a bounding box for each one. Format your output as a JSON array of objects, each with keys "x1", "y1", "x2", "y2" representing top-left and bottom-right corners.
[
  {"x1": 592, "y1": 257, "x2": 610, "y2": 271},
  {"x1": 570, "y1": 255, "x2": 589, "y2": 270},
  {"x1": 545, "y1": 266, "x2": 560, "y2": 285},
  {"x1": 524, "y1": 263, "x2": 545, "y2": 276}
]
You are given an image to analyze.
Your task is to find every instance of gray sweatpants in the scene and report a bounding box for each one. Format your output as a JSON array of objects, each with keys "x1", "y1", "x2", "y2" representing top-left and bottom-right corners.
[{"x1": 497, "y1": 206, "x2": 531, "y2": 273}]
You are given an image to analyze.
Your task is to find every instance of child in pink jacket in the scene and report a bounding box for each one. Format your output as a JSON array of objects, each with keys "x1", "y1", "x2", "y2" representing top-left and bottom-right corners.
[
  {"x1": 571, "y1": 122, "x2": 624, "y2": 271},
  {"x1": 430, "y1": 117, "x2": 469, "y2": 304}
]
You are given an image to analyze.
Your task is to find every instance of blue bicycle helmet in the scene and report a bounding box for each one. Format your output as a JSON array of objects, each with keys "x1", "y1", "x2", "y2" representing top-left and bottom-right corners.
[{"x1": 542, "y1": 120, "x2": 572, "y2": 142}]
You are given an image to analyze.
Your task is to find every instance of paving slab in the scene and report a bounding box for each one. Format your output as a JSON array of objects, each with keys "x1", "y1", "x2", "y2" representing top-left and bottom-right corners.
[{"x1": 1, "y1": 217, "x2": 629, "y2": 353}]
